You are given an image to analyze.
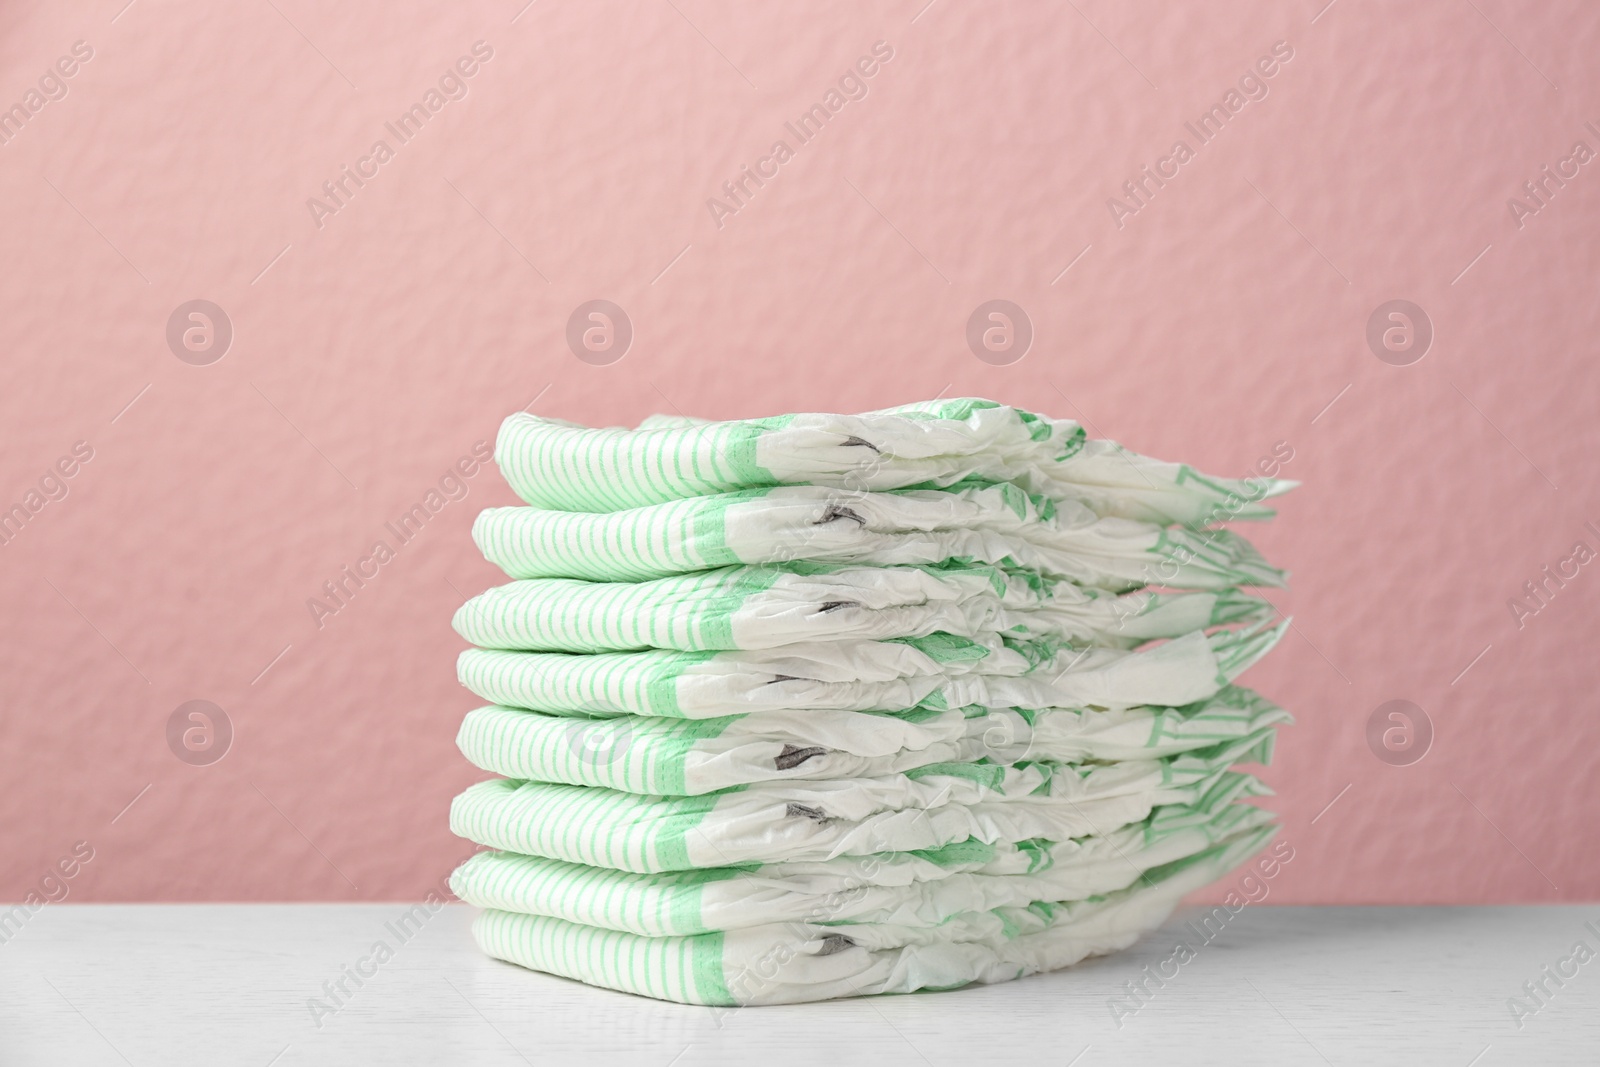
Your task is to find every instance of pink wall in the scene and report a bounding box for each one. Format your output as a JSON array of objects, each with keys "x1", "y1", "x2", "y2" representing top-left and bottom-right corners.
[{"x1": 2, "y1": 0, "x2": 1596, "y2": 905}]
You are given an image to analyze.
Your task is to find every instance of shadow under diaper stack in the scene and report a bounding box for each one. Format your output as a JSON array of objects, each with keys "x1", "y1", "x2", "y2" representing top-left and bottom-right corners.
[{"x1": 447, "y1": 398, "x2": 1294, "y2": 1005}]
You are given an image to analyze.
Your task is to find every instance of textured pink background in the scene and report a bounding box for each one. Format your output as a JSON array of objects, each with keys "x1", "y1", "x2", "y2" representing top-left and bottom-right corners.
[{"x1": 1, "y1": 0, "x2": 1596, "y2": 905}]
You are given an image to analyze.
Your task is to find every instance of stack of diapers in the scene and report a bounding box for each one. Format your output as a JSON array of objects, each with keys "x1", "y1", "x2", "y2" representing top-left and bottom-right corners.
[{"x1": 447, "y1": 398, "x2": 1294, "y2": 1005}]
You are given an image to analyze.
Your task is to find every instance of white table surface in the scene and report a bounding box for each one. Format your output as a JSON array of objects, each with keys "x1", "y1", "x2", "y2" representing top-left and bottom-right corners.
[{"x1": 2, "y1": 904, "x2": 1595, "y2": 1065}]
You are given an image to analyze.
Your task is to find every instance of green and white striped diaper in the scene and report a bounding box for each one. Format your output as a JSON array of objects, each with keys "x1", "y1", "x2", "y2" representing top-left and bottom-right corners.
[
  {"x1": 448, "y1": 745, "x2": 1268, "y2": 873},
  {"x1": 466, "y1": 830, "x2": 1267, "y2": 1005},
  {"x1": 452, "y1": 562, "x2": 1275, "y2": 653},
  {"x1": 456, "y1": 622, "x2": 1285, "y2": 718},
  {"x1": 494, "y1": 398, "x2": 1292, "y2": 525},
  {"x1": 449, "y1": 790, "x2": 1275, "y2": 935},
  {"x1": 448, "y1": 397, "x2": 1295, "y2": 1004},
  {"x1": 472, "y1": 481, "x2": 1287, "y2": 588},
  {"x1": 454, "y1": 686, "x2": 1290, "y2": 794}
]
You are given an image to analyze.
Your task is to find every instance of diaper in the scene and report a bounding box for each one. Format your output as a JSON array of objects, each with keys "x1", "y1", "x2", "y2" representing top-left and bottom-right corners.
[
  {"x1": 452, "y1": 562, "x2": 1275, "y2": 653},
  {"x1": 446, "y1": 396, "x2": 1296, "y2": 1005},
  {"x1": 455, "y1": 623, "x2": 1286, "y2": 718},
  {"x1": 453, "y1": 686, "x2": 1290, "y2": 794},
  {"x1": 494, "y1": 398, "x2": 1293, "y2": 525},
  {"x1": 448, "y1": 757, "x2": 1270, "y2": 873},
  {"x1": 472, "y1": 482, "x2": 1288, "y2": 588},
  {"x1": 449, "y1": 799, "x2": 1275, "y2": 935},
  {"x1": 465, "y1": 829, "x2": 1268, "y2": 1004}
]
